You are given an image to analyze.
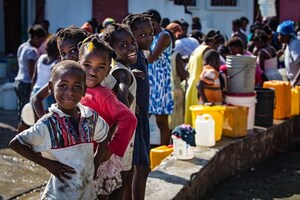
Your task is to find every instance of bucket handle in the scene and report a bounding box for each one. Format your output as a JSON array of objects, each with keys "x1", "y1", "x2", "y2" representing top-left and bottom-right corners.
[{"x1": 227, "y1": 65, "x2": 250, "y2": 79}]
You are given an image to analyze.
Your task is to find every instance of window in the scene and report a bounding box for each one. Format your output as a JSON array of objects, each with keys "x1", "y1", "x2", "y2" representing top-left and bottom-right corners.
[{"x1": 206, "y1": 0, "x2": 241, "y2": 10}]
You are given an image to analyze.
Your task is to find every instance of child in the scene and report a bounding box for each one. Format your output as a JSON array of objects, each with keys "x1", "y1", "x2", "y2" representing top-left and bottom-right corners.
[
  {"x1": 32, "y1": 25, "x2": 90, "y2": 117},
  {"x1": 10, "y1": 60, "x2": 109, "y2": 199},
  {"x1": 102, "y1": 23, "x2": 138, "y2": 199},
  {"x1": 197, "y1": 49, "x2": 225, "y2": 105},
  {"x1": 31, "y1": 35, "x2": 60, "y2": 111},
  {"x1": 31, "y1": 31, "x2": 137, "y2": 198},
  {"x1": 146, "y1": 9, "x2": 173, "y2": 146},
  {"x1": 123, "y1": 13, "x2": 154, "y2": 200},
  {"x1": 77, "y1": 34, "x2": 137, "y2": 199}
]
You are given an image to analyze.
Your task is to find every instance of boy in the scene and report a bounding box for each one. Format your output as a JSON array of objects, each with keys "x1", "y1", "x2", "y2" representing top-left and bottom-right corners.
[{"x1": 10, "y1": 60, "x2": 109, "y2": 199}]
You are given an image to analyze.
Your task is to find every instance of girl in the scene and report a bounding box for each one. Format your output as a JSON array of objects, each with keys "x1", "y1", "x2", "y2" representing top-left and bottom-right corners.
[
  {"x1": 123, "y1": 13, "x2": 154, "y2": 200},
  {"x1": 14, "y1": 24, "x2": 47, "y2": 132},
  {"x1": 10, "y1": 60, "x2": 109, "y2": 199},
  {"x1": 102, "y1": 23, "x2": 138, "y2": 200},
  {"x1": 78, "y1": 35, "x2": 137, "y2": 199},
  {"x1": 146, "y1": 9, "x2": 173, "y2": 146}
]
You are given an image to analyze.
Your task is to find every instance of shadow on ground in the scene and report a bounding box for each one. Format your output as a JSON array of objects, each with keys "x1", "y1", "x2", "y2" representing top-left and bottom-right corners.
[{"x1": 206, "y1": 147, "x2": 300, "y2": 200}]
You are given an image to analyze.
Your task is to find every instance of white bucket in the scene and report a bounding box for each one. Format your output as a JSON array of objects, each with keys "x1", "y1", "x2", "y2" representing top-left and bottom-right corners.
[
  {"x1": 225, "y1": 94, "x2": 257, "y2": 130},
  {"x1": 149, "y1": 114, "x2": 161, "y2": 145},
  {"x1": 226, "y1": 55, "x2": 256, "y2": 94},
  {"x1": 172, "y1": 136, "x2": 194, "y2": 160},
  {"x1": 2, "y1": 82, "x2": 17, "y2": 110},
  {"x1": 195, "y1": 114, "x2": 215, "y2": 147}
]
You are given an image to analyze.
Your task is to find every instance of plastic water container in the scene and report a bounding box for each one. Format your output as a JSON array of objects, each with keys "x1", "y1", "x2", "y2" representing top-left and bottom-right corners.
[
  {"x1": 150, "y1": 145, "x2": 173, "y2": 170},
  {"x1": 255, "y1": 88, "x2": 275, "y2": 127},
  {"x1": 195, "y1": 114, "x2": 215, "y2": 146},
  {"x1": 172, "y1": 135, "x2": 194, "y2": 160},
  {"x1": 225, "y1": 93, "x2": 257, "y2": 130},
  {"x1": 223, "y1": 105, "x2": 248, "y2": 138},
  {"x1": 291, "y1": 86, "x2": 300, "y2": 116},
  {"x1": 226, "y1": 55, "x2": 256, "y2": 94},
  {"x1": 149, "y1": 114, "x2": 161, "y2": 145},
  {"x1": 263, "y1": 81, "x2": 291, "y2": 119},
  {"x1": 2, "y1": 82, "x2": 17, "y2": 110},
  {"x1": 190, "y1": 105, "x2": 226, "y2": 141}
]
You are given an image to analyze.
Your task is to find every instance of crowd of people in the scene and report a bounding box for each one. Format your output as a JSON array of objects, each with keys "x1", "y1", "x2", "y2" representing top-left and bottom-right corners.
[{"x1": 9, "y1": 9, "x2": 300, "y2": 200}]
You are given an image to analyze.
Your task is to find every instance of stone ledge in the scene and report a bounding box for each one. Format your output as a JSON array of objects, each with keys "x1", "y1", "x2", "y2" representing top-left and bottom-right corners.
[{"x1": 145, "y1": 116, "x2": 300, "y2": 200}]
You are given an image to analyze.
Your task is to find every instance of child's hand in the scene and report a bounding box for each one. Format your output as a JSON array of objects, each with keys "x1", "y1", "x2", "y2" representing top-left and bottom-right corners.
[
  {"x1": 45, "y1": 160, "x2": 76, "y2": 183},
  {"x1": 132, "y1": 69, "x2": 145, "y2": 80},
  {"x1": 135, "y1": 105, "x2": 140, "y2": 115}
]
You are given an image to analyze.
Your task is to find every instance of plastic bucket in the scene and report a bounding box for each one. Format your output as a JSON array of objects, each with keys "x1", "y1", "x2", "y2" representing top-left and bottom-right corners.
[
  {"x1": 223, "y1": 105, "x2": 248, "y2": 138},
  {"x1": 225, "y1": 93, "x2": 256, "y2": 130},
  {"x1": 255, "y1": 88, "x2": 275, "y2": 127},
  {"x1": 195, "y1": 114, "x2": 215, "y2": 146},
  {"x1": 226, "y1": 55, "x2": 256, "y2": 94},
  {"x1": 2, "y1": 82, "x2": 17, "y2": 110},
  {"x1": 172, "y1": 136, "x2": 194, "y2": 160},
  {"x1": 190, "y1": 105, "x2": 226, "y2": 141}
]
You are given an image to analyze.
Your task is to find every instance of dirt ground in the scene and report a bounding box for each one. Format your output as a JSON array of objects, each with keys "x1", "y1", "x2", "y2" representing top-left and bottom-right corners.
[
  {"x1": 206, "y1": 147, "x2": 300, "y2": 200},
  {"x1": 1, "y1": 109, "x2": 300, "y2": 199}
]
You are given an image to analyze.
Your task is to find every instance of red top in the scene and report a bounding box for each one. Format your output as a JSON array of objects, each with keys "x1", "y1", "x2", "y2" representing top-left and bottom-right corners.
[{"x1": 81, "y1": 86, "x2": 137, "y2": 157}]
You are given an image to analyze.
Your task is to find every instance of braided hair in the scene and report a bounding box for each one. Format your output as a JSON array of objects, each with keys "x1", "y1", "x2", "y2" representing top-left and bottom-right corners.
[
  {"x1": 78, "y1": 34, "x2": 116, "y2": 61},
  {"x1": 122, "y1": 13, "x2": 153, "y2": 31},
  {"x1": 101, "y1": 23, "x2": 133, "y2": 46}
]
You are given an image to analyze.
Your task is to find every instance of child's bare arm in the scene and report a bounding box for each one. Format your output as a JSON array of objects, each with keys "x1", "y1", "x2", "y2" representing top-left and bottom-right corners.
[
  {"x1": 197, "y1": 80, "x2": 208, "y2": 102},
  {"x1": 9, "y1": 138, "x2": 76, "y2": 183},
  {"x1": 112, "y1": 69, "x2": 133, "y2": 108},
  {"x1": 147, "y1": 32, "x2": 170, "y2": 63},
  {"x1": 32, "y1": 84, "x2": 51, "y2": 118}
]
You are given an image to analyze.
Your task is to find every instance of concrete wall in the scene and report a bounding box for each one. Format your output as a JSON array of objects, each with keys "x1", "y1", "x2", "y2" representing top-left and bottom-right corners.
[
  {"x1": 44, "y1": 0, "x2": 92, "y2": 34},
  {"x1": 145, "y1": 116, "x2": 300, "y2": 199},
  {"x1": 128, "y1": 0, "x2": 254, "y2": 39}
]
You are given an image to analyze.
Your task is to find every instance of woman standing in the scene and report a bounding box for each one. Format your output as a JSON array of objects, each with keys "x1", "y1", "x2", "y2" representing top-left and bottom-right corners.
[
  {"x1": 253, "y1": 30, "x2": 282, "y2": 82},
  {"x1": 14, "y1": 24, "x2": 47, "y2": 132}
]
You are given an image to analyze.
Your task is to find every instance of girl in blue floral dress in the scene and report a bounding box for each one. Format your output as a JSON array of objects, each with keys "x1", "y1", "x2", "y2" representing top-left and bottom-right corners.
[{"x1": 146, "y1": 9, "x2": 174, "y2": 145}]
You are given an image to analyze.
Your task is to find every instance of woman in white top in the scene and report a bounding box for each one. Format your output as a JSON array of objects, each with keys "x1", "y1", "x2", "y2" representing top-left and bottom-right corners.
[{"x1": 253, "y1": 30, "x2": 282, "y2": 81}]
